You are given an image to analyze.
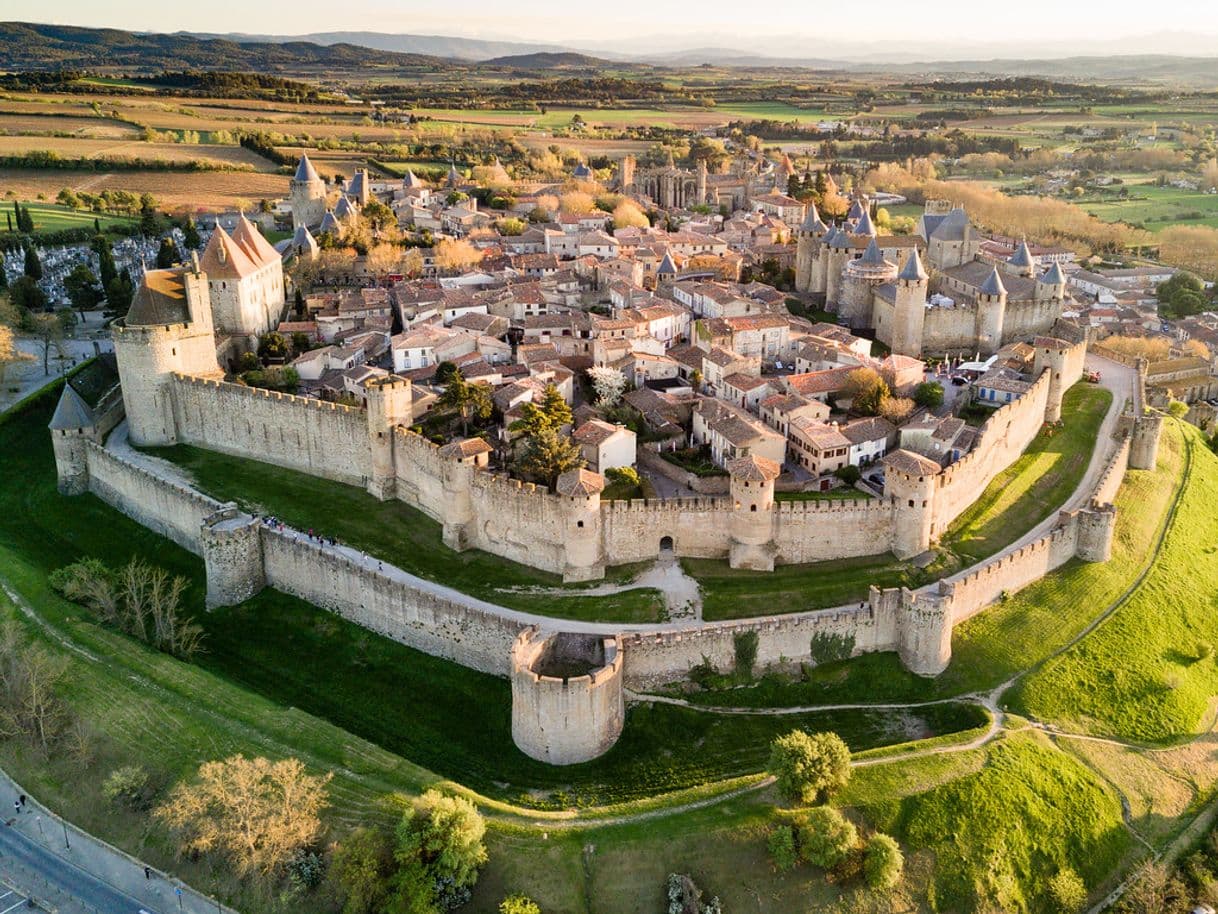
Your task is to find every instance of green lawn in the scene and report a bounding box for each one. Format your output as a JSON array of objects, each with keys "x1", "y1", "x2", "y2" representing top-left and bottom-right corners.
[
  {"x1": 857, "y1": 732, "x2": 1130, "y2": 914},
  {"x1": 774, "y1": 487, "x2": 872, "y2": 501},
  {"x1": 689, "y1": 552, "x2": 916, "y2": 622},
  {"x1": 142, "y1": 443, "x2": 665, "y2": 624},
  {"x1": 938, "y1": 383, "x2": 1112, "y2": 565},
  {"x1": 678, "y1": 419, "x2": 1186, "y2": 707},
  {"x1": 2, "y1": 202, "x2": 137, "y2": 235},
  {"x1": 1011, "y1": 422, "x2": 1218, "y2": 744}
]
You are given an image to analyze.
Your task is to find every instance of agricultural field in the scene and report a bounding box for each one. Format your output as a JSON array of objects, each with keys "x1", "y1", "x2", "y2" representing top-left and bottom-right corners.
[
  {"x1": 0, "y1": 167, "x2": 289, "y2": 211},
  {"x1": 0, "y1": 112, "x2": 142, "y2": 138},
  {"x1": 1078, "y1": 181, "x2": 1218, "y2": 232},
  {"x1": 0, "y1": 135, "x2": 279, "y2": 170}
]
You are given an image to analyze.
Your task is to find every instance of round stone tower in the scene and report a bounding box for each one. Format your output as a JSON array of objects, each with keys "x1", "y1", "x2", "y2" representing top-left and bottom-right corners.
[
  {"x1": 48, "y1": 384, "x2": 94, "y2": 495},
  {"x1": 290, "y1": 154, "x2": 327, "y2": 230},
  {"x1": 511, "y1": 629, "x2": 625, "y2": 765},
  {"x1": 556, "y1": 468, "x2": 605, "y2": 582},
  {"x1": 1076, "y1": 501, "x2": 1117, "y2": 563},
  {"x1": 824, "y1": 227, "x2": 853, "y2": 308},
  {"x1": 889, "y1": 247, "x2": 929, "y2": 359},
  {"x1": 364, "y1": 374, "x2": 413, "y2": 500},
  {"x1": 727, "y1": 454, "x2": 780, "y2": 571},
  {"x1": 840, "y1": 238, "x2": 896, "y2": 329},
  {"x1": 974, "y1": 266, "x2": 1008, "y2": 356},
  {"x1": 437, "y1": 436, "x2": 492, "y2": 550},
  {"x1": 200, "y1": 505, "x2": 266, "y2": 609},
  {"x1": 794, "y1": 202, "x2": 828, "y2": 293},
  {"x1": 1130, "y1": 413, "x2": 1163, "y2": 470},
  {"x1": 883, "y1": 449, "x2": 942, "y2": 559},
  {"x1": 1032, "y1": 336, "x2": 1072, "y2": 423}
]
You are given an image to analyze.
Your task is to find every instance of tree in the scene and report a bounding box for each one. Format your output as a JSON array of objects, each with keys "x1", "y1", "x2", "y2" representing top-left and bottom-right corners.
[
  {"x1": 913, "y1": 381, "x2": 944, "y2": 410},
  {"x1": 332, "y1": 826, "x2": 394, "y2": 914},
  {"x1": 155, "y1": 755, "x2": 331, "y2": 877},
  {"x1": 366, "y1": 243, "x2": 402, "y2": 280},
  {"x1": 92, "y1": 236, "x2": 118, "y2": 289},
  {"x1": 394, "y1": 790, "x2": 487, "y2": 911},
  {"x1": 1118, "y1": 860, "x2": 1186, "y2": 914},
  {"x1": 767, "y1": 825, "x2": 798, "y2": 872},
  {"x1": 587, "y1": 366, "x2": 628, "y2": 406},
  {"x1": 0, "y1": 621, "x2": 71, "y2": 754},
  {"x1": 23, "y1": 244, "x2": 42, "y2": 280},
  {"x1": 65, "y1": 264, "x2": 102, "y2": 316},
  {"x1": 559, "y1": 191, "x2": 596, "y2": 214},
  {"x1": 155, "y1": 236, "x2": 179, "y2": 269},
  {"x1": 258, "y1": 332, "x2": 291, "y2": 364},
  {"x1": 1047, "y1": 867, "x2": 1087, "y2": 912},
  {"x1": 401, "y1": 248, "x2": 425, "y2": 279},
  {"x1": 434, "y1": 361, "x2": 461, "y2": 386},
  {"x1": 433, "y1": 238, "x2": 483, "y2": 274},
  {"x1": 514, "y1": 424, "x2": 584, "y2": 489},
  {"x1": 842, "y1": 367, "x2": 890, "y2": 416},
  {"x1": 878, "y1": 396, "x2": 914, "y2": 424},
  {"x1": 1157, "y1": 270, "x2": 1208, "y2": 319},
  {"x1": 796, "y1": 806, "x2": 857, "y2": 870},
  {"x1": 438, "y1": 373, "x2": 493, "y2": 435},
  {"x1": 183, "y1": 217, "x2": 201, "y2": 249},
  {"x1": 8, "y1": 276, "x2": 48, "y2": 314},
  {"x1": 30, "y1": 312, "x2": 63, "y2": 376},
  {"x1": 1168, "y1": 399, "x2": 1190, "y2": 418},
  {"x1": 611, "y1": 200, "x2": 649, "y2": 230},
  {"x1": 105, "y1": 271, "x2": 135, "y2": 318},
  {"x1": 862, "y1": 833, "x2": 904, "y2": 890},
  {"x1": 499, "y1": 895, "x2": 540, "y2": 914},
  {"x1": 538, "y1": 384, "x2": 573, "y2": 429},
  {"x1": 768, "y1": 730, "x2": 851, "y2": 805}
]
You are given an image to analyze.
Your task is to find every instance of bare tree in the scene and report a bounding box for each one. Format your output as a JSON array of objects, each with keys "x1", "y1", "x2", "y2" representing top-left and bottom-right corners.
[
  {"x1": 0, "y1": 622, "x2": 70, "y2": 754},
  {"x1": 156, "y1": 755, "x2": 331, "y2": 877}
]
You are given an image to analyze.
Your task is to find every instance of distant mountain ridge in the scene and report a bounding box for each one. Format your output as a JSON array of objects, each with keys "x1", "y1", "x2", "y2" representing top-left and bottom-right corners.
[{"x1": 0, "y1": 21, "x2": 452, "y2": 71}]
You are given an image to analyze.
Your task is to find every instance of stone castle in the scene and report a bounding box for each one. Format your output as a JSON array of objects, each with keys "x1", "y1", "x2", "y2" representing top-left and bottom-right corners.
[
  {"x1": 795, "y1": 200, "x2": 1071, "y2": 359},
  {"x1": 618, "y1": 151, "x2": 791, "y2": 211},
  {"x1": 47, "y1": 215, "x2": 1165, "y2": 766}
]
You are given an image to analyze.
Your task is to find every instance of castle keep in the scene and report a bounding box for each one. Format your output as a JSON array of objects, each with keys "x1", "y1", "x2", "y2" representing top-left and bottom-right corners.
[{"x1": 794, "y1": 200, "x2": 1071, "y2": 359}]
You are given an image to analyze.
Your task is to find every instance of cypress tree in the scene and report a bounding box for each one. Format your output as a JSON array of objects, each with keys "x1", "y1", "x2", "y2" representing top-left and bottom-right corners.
[{"x1": 23, "y1": 244, "x2": 42, "y2": 280}]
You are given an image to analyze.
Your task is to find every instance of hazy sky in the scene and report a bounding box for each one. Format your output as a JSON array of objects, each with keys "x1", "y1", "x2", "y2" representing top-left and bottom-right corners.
[{"x1": 11, "y1": 0, "x2": 1218, "y2": 46}]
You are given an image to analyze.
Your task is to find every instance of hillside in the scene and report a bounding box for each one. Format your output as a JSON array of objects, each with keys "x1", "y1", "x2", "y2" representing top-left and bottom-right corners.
[
  {"x1": 481, "y1": 51, "x2": 622, "y2": 69},
  {"x1": 0, "y1": 21, "x2": 453, "y2": 71}
]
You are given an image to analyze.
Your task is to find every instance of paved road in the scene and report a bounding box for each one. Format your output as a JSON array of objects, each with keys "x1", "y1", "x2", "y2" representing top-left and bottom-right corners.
[{"x1": 0, "y1": 814, "x2": 158, "y2": 914}]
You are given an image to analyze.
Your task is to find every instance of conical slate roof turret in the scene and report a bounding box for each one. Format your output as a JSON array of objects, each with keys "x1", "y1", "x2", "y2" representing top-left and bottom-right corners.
[
  {"x1": 847, "y1": 197, "x2": 867, "y2": 221},
  {"x1": 1040, "y1": 261, "x2": 1066, "y2": 285},
  {"x1": 860, "y1": 237, "x2": 885, "y2": 265},
  {"x1": 48, "y1": 384, "x2": 93, "y2": 431},
  {"x1": 1008, "y1": 238, "x2": 1036, "y2": 269},
  {"x1": 657, "y1": 250, "x2": 678, "y2": 275},
  {"x1": 899, "y1": 247, "x2": 928, "y2": 283},
  {"x1": 980, "y1": 266, "x2": 1007, "y2": 297},
  {"x1": 800, "y1": 201, "x2": 827, "y2": 233},
  {"x1": 853, "y1": 208, "x2": 877, "y2": 237},
  {"x1": 294, "y1": 154, "x2": 320, "y2": 183}
]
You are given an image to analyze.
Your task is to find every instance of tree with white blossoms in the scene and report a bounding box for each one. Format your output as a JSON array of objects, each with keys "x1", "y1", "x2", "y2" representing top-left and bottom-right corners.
[{"x1": 588, "y1": 366, "x2": 628, "y2": 407}]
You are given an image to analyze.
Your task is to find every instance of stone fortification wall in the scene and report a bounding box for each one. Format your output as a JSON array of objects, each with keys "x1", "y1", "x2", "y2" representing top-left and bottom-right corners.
[
  {"x1": 601, "y1": 497, "x2": 733, "y2": 562},
  {"x1": 637, "y1": 448, "x2": 730, "y2": 495},
  {"x1": 83, "y1": 443, "x2": 221, "y2": 553},
  {"x1": 390, "y1": 427, "x2": 452, "y2": 519},
  {"x1": 622, "y1": 601, "x2": 900, "y2": 688},
  {"x1": 259, "y1": 528, "x2": 523, "y2": 675},
  {"x1": 171, "y1": 375, "x2": 370, "y2": 487},
  {"x1": 922, "y1": 305, "x2": 981, "y2": 354},
  {"x1": 931, "y1": 370, "x2": 1052, "y2": 532},
  {"x1": 1091, "y1": 435, "x2": 1131, "y2": 507},
  {"x1": 772, "y1": 497, "x2": 897, "y2": 564},
  {"x1": 945, "y1": 519, "x2": 1079, "y2": 625},
  {"x1": 1000, "y1": 299, "x2": 1061, "y2": 343},
  {"x1": 464, "y1": 473, "x2": 571, "y2": 575}
]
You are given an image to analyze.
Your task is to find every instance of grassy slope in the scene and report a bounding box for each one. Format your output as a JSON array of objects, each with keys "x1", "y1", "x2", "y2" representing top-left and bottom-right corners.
[
  {"x1": 681, "y1": 419, "x2": 1185, "y2": 707},
  {"x1": 858, "y1": 732, "x2": 1130, "y2": 914},
  {"x1": 1011, "y1": 422, "x2": 1218, "y2": 743},
  {"x1": 143, "y1": 443, "x2": 664, "y2": 624},
  {"x1": 939, "y1": 383, "x2": 1112, "y2": 564},
  {"x1": 7, "y1": 202, "x2": 136, "y2": 233}
]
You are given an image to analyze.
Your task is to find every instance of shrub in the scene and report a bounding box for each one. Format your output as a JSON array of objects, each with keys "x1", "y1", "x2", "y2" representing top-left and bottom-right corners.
[
  {"x1": 734, "y1": 630, "x2": 759, "y2": 680},
  {"x1": 834, "y1": 465, "x2": 861, "y2": 485},
  {"x1": 665, "y1": 873, "x2": 720, "y2": 914},
  {"x1": 605, "y1": 466, "x2": 641, "y2": 488},
  {"x1": 1198, "y1": 641, "x2": 1214, "y2": 662},
  {"x1": 1047, "y1": 867, "x2": 1087, "y2": 911},
  {"x1": 797, "y1": 806, "x2": 858, "y2": 870},
  {"x1": 287, "y1": 848, "x2": 325, "y2": 892},
  {"x1": 499, "y1": 894, "x2": 541, "y2": 914},
  {"x1": 101, "y1": 764, "x2": 152, "y2": 810},
  {"x1": 768, "y1": 825, "x2": 798, "y2": 872},
  {"x1": 768, "y1": 730, "x2": 852, "y2": 805},
  {"x1": 863, "y1": 833, "x2": 904, "y2": 890},
  {"x1": 914, "y1": 381, "x2": 945, "y2": 410}
]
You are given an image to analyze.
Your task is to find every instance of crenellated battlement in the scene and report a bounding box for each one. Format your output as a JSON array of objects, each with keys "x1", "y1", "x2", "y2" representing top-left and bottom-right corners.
[{"x1": 172, "y1": 373, "x2": 363, "y2": 416}]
